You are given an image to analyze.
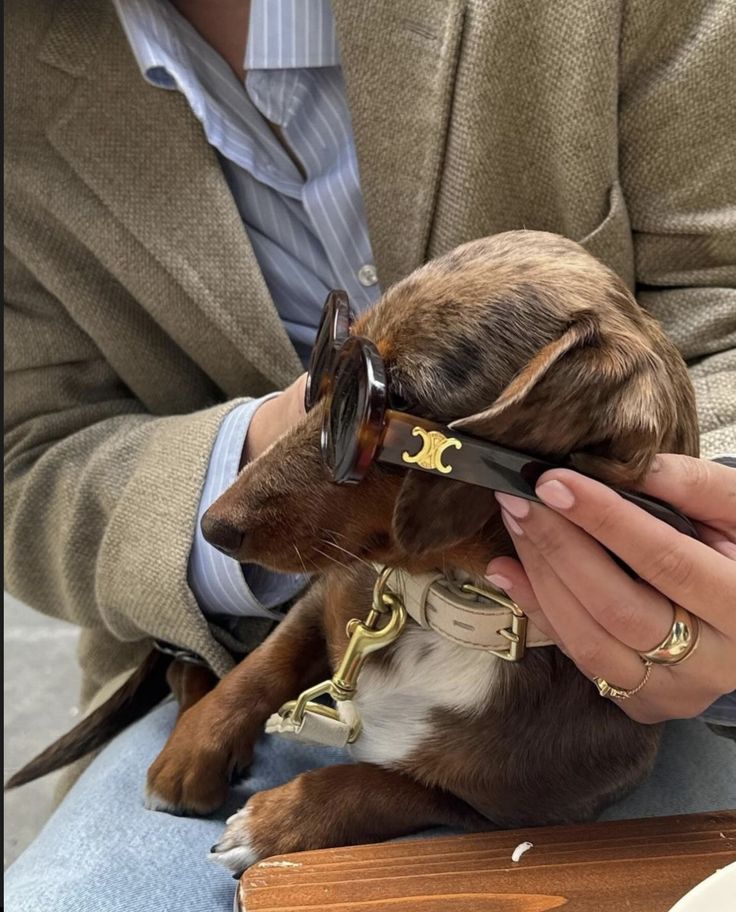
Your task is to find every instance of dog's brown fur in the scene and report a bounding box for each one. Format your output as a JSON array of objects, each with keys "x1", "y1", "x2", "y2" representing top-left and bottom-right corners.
[
  {"x1": 8, "y1": 231, "x2": 699, "y2": 869},
  {"x1": 147, "y1": 232, "x2": 698, "y2": 869}
]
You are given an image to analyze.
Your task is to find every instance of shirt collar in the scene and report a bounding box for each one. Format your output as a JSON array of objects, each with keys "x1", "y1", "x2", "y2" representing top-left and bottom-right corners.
[
  {"x1": 245, "y1": 0, "x2": 339, "y2": 70},
  {"x1": 115, "y1": 0, "x2": 339, "y2": 84},
  {"x1": 113, "y1": 0, "x2": 184, "y2": 89}
]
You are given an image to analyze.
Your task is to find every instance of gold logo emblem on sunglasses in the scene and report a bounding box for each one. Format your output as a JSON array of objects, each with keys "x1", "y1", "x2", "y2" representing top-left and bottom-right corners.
[{"x1": 402, "y1": 428, "x2": 462, "y2": 474}]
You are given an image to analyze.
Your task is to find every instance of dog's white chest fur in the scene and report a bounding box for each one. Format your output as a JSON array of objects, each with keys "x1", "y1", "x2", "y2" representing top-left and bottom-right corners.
[{"x1": 338, "y1": 624, "x2": 499, "y2": 767}]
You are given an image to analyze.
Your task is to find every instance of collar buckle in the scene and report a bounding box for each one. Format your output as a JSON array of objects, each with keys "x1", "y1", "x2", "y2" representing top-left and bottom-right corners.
[{"x1": 455, "y1": 582, "x2": 528, "y2": 662}]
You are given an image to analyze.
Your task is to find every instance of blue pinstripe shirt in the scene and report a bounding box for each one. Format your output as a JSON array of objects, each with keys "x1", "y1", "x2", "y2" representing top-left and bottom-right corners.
[{"x1": 115, "y1": 0, "x2": 380, "y2": 619}]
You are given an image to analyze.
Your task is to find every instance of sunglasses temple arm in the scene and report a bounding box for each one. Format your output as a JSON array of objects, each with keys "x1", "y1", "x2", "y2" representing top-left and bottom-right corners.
[
  {"x1": 377, "y1": 415, "x2": 699, "y2": 539},
  {"x1": 615, "y1": 490, "x2": 699, "y2": 539}
]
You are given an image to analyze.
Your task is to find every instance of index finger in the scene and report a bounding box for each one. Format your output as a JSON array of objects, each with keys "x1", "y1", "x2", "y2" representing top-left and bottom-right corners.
[
  {"x1": 533, "y1": 468, "x2": 736, "y2": 627},
  {"x1": 640, "y1": 455, "x2": 736, "y2": 531}
]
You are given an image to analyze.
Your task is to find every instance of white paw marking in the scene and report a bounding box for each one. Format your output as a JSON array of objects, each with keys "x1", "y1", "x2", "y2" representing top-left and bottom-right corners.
[
  {"x1": 226, "y1": 806, "x2": 250, "y2": 826},
  {"x1": 209, "y1": 805, "x2": 260, "y2": 872},
  {"x1": 144, "y1": 786, "x2": 183, "y2": 814}
]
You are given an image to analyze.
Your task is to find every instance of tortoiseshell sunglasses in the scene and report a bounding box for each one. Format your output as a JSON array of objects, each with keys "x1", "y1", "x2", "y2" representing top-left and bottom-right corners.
[{"x1": 306, "y1": 290, "x2": 698, "y2": 538}]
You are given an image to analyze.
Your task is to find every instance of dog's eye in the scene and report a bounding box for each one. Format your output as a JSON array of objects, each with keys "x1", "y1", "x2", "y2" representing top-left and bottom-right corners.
[
  {"x1": 386, "y1": 363, "x2": 416, "y2": 412},
  {"x1": 389, "y1": 390, "x2": 412, "y2": 411}
]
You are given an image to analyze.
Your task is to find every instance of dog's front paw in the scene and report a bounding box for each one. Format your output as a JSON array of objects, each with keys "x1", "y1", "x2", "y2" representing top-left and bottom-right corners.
[
  {"x1": 146, "y1": 700, "x2": 255, "y2": 815},
  {"x1": 209, "y1": 778, "x2": 325, "y2": 874},
  {"x1": 146, "y1": 740, "x2": 232, "y2": 816},
  {"x1": 209, "y1": 804, "x2": 261, "y2": 873}
]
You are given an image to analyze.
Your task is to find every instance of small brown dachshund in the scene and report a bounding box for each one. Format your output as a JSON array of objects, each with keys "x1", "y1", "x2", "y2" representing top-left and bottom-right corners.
[
  {"x1": 144, "y1": 231, "x2": 698, "y2": 871},
  {"x1": 8, "y1": 231, "x2": 698, "y2": 873}
]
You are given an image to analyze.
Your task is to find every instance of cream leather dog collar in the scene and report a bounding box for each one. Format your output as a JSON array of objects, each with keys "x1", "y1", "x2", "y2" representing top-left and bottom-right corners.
[
  {"x1": 389, "y1": 568, "x2": 554, "y2": 661},
  {"x1": 265, "y1": 566, "x2": 555, "y2": 750}
]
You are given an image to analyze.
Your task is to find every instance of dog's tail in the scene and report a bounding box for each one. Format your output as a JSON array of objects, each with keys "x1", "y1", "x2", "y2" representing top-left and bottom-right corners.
[{"x1": 4, "y1": 649, "x2": 171, "y2": 790}]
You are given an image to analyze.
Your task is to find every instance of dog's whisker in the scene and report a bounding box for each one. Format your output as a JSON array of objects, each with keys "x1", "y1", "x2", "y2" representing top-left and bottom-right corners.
[
  {"x1": 312, "y1": 546, "x2": 346, "y2": 569},
  {"x1": 322, "y1": 528, "x2": 356, "y2": 546},
  {"x1": 321, "y1": 538, "x2": 371, "y2": 569},
  {"x1": 293, "y1": 543, "x2": 309, "y2": 576},
  {"x1": 323, "y1": 528, "x2": 348, "y2": 539}
]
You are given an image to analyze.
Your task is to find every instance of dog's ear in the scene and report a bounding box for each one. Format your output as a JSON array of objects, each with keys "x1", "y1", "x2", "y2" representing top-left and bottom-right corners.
[
  {"x1": 449, "y1": 313, "x2": 598, "y2": 436},
  {"x1": 391, "y1": 310, "x2": 691, "y2": 557},
  {"x1": 392, "y1": 473, "x2": 497, "y2": 558},
  {"x1": 392, "y1": 316, "x2": 598, "y2": 557},
  {"x1": 392, "y1": 317, "x2": 598, "y2": 557},
  {"x1": 450, "y1": 310, "x2": 686, "y2": 486}
]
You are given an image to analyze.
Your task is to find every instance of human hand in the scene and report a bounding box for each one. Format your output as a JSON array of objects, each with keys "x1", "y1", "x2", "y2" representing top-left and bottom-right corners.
[
  {"x1": 485, "y1": 455, "x2": 736, "y2": 724},
  {"x1": 241, "y1": 372, "x2": 307, "y2": 466}
]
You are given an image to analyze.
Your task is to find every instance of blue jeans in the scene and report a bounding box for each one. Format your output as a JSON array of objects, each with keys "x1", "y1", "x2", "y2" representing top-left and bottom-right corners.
[{"x1": 5, "y1": 700, "x2": 735, "y2": 911}]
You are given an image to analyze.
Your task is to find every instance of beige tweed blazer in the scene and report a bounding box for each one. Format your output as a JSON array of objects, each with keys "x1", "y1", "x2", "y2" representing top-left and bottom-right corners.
[{"x1": 5, "y1": 0, "x2": 736, "y2": 711}]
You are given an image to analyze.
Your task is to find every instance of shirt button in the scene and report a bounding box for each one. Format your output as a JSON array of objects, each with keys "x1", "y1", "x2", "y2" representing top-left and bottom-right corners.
[{"x1": 357, "y1": 264, "x2": 378, "y2": 287}]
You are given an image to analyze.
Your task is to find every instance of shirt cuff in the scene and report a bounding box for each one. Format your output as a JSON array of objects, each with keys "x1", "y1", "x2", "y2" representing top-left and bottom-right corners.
[
  {"x1": 712, "y1": 455, "x2": 736, "y2": 468},
  {"x1": 189, "y1": 398, "x2": 309, "y2": 619},
  {"x1": 699, "y1": 692, "x2": 736, "y2": 727}
]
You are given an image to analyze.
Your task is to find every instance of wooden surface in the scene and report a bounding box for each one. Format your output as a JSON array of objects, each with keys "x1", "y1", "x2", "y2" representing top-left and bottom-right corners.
[{"x1": 239, "y1": 812, "x2": 736, "y2": 912}]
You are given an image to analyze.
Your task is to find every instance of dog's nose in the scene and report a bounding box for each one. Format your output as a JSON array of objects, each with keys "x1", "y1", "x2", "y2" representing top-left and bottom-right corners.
[{"x1": 200, "y1": 512, "x2": 243, "y2": 555}]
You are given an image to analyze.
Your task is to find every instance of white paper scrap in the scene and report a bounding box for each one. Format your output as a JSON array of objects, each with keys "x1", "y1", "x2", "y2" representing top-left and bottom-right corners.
[{"x1": 511, "y1": 841, "x2": 534, "y2": 863}]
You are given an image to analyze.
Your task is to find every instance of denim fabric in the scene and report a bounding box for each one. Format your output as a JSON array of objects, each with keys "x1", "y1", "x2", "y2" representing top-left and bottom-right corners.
[{"x1": 5, "y1": 701, "x2": 735, "y2": 911}]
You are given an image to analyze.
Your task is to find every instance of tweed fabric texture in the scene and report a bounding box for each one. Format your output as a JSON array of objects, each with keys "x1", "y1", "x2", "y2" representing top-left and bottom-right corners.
[{"x1": 5, "y1": 0, "x2": 736, "y2": 736}]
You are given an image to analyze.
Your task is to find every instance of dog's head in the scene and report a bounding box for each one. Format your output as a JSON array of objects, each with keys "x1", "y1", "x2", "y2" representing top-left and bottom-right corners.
[{"x1": 202, "y1": 231, "x2": 698, "y2": 576}]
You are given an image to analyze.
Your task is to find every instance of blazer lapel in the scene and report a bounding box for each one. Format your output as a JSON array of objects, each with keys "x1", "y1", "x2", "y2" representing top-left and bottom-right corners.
[
  {"x1": 333, "y1": 0, "x2": 466, "y2": 288},
  {"x1": 39, "y1": 2, "x2": 302, "y2": 394}
]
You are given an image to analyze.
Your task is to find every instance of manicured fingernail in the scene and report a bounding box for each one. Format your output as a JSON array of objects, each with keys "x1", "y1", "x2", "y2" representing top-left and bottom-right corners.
[
  {"x1": 495, "y1": 492, "x2": 530, "y2": 519},
  {"x1": 501, "y1": 509, "x2": 524, "y2": 536},
  {"x1": 485, "y1": 572, "x2": 513, "y2": 591},
  {"x1": 536, "y1": 480, "x2": 575, "y2": 509}
]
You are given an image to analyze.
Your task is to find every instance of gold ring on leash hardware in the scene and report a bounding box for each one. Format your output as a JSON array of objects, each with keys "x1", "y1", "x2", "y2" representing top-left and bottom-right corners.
[
  {"x1": 273, "y1": 566, "x2": 407, "y2": 742},
  {"x1": 448, "y1": 581, "x2": 529, "y2": 662}
]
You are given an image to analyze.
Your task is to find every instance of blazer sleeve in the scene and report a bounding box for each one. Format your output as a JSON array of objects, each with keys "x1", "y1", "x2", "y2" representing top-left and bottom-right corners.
[
  {"x1": 619, "y1": 0, "x2": 736, "y2": 458},
  {"x1": 3, "y1": 249, "x2": 246, "y2": 677}
]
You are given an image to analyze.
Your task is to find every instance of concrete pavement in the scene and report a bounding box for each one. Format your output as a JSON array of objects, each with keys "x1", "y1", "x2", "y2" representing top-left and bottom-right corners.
[{"x1": 3, "y1": 594, "x2": 82, "y2": 868}]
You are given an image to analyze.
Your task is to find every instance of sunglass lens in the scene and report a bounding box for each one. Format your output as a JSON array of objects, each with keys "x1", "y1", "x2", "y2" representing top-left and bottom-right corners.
[
  {"x1": 305, "y1": 290, "x2": 351, "y2": 411},
  {"x1": 323, "y1": 338, "x2": 386, "y2": 483}
]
